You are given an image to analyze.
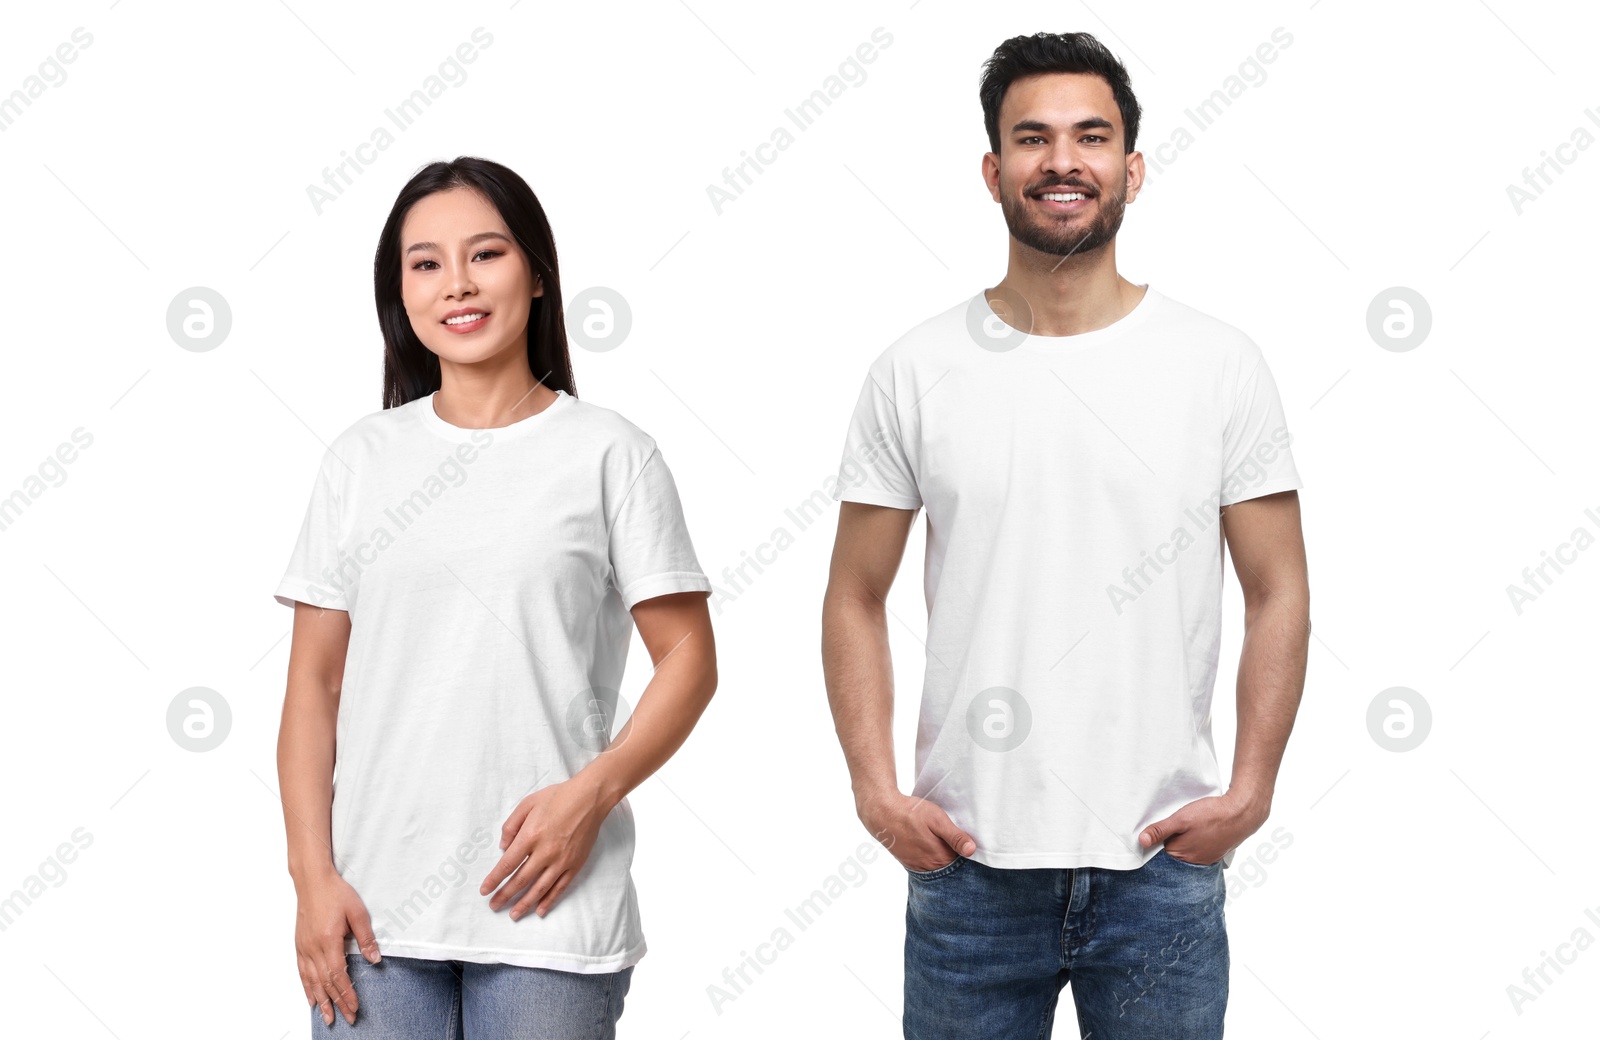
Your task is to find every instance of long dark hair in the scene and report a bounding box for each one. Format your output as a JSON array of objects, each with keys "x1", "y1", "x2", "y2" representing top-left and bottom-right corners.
[
  {"x1": 374, "y1": 156, "x2": 577, "y2": 409},
  {"x1": 978, "y1": 32, "x2": 1142, "y2": 156}
]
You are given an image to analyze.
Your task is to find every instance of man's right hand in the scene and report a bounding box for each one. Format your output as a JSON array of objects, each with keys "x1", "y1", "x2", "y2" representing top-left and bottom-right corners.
[
  {"x1": 292, "y1": 866, "x2": 382, "y2": 1027},
  {"x1": 857, "y1": 789, "x2": 977, "y2": 872}
]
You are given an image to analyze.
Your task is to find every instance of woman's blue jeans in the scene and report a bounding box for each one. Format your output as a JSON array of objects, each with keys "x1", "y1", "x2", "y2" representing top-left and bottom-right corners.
[
  {"x1": 311, "y1": 954, "x2": 632, "y2": 1038},
  {"x1": 903, "y1": 849, "x2": 1229, "y2": 1039}
]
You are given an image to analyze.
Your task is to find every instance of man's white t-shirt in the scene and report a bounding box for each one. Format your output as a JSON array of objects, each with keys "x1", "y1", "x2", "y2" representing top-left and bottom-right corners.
[
  {"x1": 274, "y1": 388, "x2": 711, "y2": 971},
  {"x1": 830, "y1": 285, "x2": 1302, "y2": 871}
]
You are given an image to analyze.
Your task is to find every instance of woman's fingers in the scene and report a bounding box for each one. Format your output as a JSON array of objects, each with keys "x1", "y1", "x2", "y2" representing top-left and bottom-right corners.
[
  {"x1": 533, "y1": 870, "x2": 574, "y2": 917},
  {"x1": 491, "y1": 856, "x2": 553, "y2": 918},
  {"x1": 479, "y1": 837, "x2": 532, "y2": 897},
  {"x1": 347, "y1": 905, "x2": 383, "y2": 965},
  {"x1": 510, "y1": 862, "x2": 566, "y2": 920}
]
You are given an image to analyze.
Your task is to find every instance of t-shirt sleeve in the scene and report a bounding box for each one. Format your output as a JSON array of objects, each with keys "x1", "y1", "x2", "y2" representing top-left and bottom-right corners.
[
  {"x1": 1219, "y1": 348, "x2": 1303, "y2": 506},
  {"x1": 607, "y1": 447, "x2": 713, "y2": 612},
  {"x1": 828, "y1": 368, "x2": 922, "y2": 510},
  {"x1": 274, "y1": 457, "x2": 350, "y2": 611}
]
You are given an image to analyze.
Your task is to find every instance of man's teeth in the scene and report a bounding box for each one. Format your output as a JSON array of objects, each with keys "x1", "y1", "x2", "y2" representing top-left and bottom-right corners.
[
  {"x1": 1039, "y1": 192, "x2": 1088, "y2": 202},
  {"x1": 445, "y1": 313, "x2": 487, "y2": 325}
]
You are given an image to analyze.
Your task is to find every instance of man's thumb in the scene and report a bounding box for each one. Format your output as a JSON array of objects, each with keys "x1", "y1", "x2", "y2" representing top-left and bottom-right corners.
[
  {"x1": 937, "y1": 817, "x2": 977, "y2": 857},
  {"x1": 349, "y1": 910, "x2": 382, "y2": 964},
  {"x1": 1140, "y1": 817, "x2": 1173, "y2": 848}
]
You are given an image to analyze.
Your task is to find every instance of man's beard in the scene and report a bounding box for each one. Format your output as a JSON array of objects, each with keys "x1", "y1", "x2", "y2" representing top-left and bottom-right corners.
[{"x1": 1000, "y1": 182, "x2": 1127, "y2": 260}]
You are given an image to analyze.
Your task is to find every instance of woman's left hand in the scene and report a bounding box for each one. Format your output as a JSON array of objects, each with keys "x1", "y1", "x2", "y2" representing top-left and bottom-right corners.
[{"x1": 480, "y1": 775, "x2": 611, "y2": 920}]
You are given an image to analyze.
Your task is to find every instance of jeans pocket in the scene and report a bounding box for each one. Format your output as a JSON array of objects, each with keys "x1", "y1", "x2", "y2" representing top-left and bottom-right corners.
[
  {"x1": 906, "y1": 856, "x2": 963, "y2": 881},
  {"x1": 1162, "y1": 848, "x2": 1221, "y2": 869}
]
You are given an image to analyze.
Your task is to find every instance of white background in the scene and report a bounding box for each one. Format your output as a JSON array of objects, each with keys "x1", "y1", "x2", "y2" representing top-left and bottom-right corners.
[{"x1": 1, "y1": 0, "x2": 1594, "y2": 1036}]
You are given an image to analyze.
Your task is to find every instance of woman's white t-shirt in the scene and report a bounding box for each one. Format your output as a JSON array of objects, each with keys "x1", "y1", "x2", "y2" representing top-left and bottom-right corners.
[{"x1": 274, "y1": 388, "x2": 711, "y2": 972}]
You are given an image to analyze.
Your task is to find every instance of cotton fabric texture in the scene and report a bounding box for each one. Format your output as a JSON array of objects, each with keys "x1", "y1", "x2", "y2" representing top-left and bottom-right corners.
[
  {"x1": 276, "y1": 388, "x2": 711, "y2": 971},
  {"x1": 830, "y1": 286, "x2": 1302, "y2": 871}
]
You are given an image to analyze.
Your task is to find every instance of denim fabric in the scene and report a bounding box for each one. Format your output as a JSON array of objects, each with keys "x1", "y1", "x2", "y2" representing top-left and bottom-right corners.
[
  {"x1": 904, "y1": 849, "x2": 1228, "y2": 1039},
  {"x1": 311, "y1": 954, "x2": 632, "y2": 1038}
]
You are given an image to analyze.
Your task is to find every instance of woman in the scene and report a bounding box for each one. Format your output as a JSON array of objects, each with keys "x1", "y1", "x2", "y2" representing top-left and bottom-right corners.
[{"x1": 274, "y1": 156, "x2": 718, "y2": 1037}]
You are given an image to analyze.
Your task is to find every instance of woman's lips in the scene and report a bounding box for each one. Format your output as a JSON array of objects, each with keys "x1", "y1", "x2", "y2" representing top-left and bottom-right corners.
[{"x1": 442, "y1": 312, "x2": 490, "y2": 334}]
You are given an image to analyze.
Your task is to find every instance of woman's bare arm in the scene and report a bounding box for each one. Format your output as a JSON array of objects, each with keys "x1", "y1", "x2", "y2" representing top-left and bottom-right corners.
[
  {"x1": 277, "y1": 601, "x2": 350, "y2": 883},
  {"x1": 278, "y1": 600, "x2": 377, "y2": 1027}
]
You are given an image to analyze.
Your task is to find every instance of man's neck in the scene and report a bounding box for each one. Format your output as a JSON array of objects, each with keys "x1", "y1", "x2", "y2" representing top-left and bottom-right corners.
[{"x1": 989, "y1": 250, "x2": 1144, "y2": 338}]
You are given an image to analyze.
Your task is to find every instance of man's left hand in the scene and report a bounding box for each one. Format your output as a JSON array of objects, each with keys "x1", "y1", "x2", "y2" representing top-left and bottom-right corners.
[{"x1": 1138, "y1": 792, "x2": 1270, "y2": 866}]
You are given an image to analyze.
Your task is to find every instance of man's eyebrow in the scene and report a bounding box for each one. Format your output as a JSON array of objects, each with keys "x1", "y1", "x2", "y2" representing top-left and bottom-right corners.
[
  {"x1": 405, "y1": 231, "x2": 512, "y2": 255},
  {"x1": 1010, "y1": 117, "x2": 1115, "y2": 135}
]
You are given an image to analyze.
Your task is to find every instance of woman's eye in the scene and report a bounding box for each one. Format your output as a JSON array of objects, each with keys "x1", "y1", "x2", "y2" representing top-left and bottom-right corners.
[{"x1": 411, "y1": 251, "x2": 501, "y2": 271}]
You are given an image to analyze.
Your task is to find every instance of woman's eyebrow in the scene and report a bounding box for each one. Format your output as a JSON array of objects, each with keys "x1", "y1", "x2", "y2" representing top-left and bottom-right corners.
[{"x1": 405, "y1": 231, "x2": 512, "y2": 255}]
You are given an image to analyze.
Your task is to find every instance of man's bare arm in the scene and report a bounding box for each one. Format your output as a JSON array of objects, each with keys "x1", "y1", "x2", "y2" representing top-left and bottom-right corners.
[
  {"x1": 822, "y1": 501, "x2": 976, "y2": 868},
  {"x1": 1220, "y1": 488, "x2": 1311, "y2": 818},
  {"x1": 1137, "y1": 489, "x2": 1310, "y2": 861},
  {"x1": 821, "y1": 501, "x2": 916, "y2": 802}
]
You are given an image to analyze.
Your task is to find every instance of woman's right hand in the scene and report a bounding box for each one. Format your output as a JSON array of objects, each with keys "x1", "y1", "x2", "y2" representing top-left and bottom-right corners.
[{"x1": 293, "y1": 866, "x2": 382, "y2": 1027}]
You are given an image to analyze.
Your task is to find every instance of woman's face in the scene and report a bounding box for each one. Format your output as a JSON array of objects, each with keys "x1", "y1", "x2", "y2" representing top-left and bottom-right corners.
[{"x1": 399, "y1": 187, "x2": 540, "y2": 367}]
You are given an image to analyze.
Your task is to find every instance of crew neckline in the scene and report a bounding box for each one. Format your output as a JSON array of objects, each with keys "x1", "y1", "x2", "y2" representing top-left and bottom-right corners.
[
  {"x1": 415, "y1": 387, "x2": 573, "y2": 442},
  {"x1": 976, "y1": 282, "x2": 1159, "y2": 352}
]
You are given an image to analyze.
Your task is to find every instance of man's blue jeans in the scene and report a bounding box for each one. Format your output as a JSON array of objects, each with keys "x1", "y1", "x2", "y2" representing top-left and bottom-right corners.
[{"x1": 904, "y1": 848, "x2": 1228, "y2": 1039}]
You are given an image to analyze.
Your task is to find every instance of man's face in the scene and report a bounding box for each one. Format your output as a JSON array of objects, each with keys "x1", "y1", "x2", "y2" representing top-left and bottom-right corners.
[{"x1": 985, "y1": 72, "x2": 1142, "y2": 260}]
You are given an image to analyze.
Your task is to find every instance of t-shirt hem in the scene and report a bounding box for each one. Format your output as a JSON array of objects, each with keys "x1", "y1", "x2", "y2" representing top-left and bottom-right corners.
[
  {"x1": 832, "y1": 487, "x2": 922, "y2": 510},
  {"x1": 968, "y1": 847, "x2": 1161, "y2": 871},
  {"x1": 1220, "y1": 476, "x2": 1302, "y2": 507},
  {"x1": 274, "y1": 576, "x2": 349, "y2": 611},
  {"x1": 346, "y1": 936, "x2": 646, "y2": 974},
  {"x1": 619, "y1": 573, "x2": 712, "y2": 612}
]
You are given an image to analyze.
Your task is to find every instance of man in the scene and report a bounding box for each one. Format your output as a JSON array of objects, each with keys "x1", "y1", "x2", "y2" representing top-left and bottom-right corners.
[{"x1": 821, "y1": 31, "x2": 1310, "y2": 1039}]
